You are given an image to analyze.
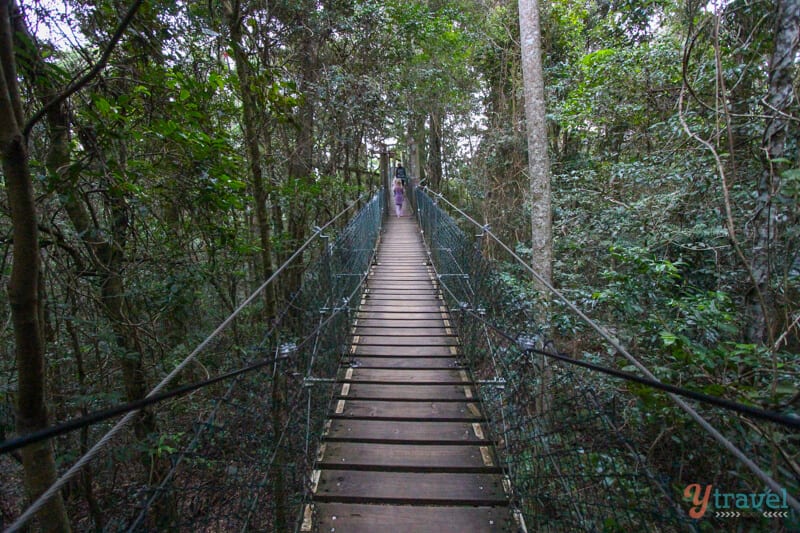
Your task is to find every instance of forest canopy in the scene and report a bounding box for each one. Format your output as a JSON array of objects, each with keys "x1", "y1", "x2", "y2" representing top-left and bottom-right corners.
[{"x1": 1, "y1": 0, "x2": 798, "y2": 530}]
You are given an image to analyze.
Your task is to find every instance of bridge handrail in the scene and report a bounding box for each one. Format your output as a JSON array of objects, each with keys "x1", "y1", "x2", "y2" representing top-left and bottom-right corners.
[
  {"x1": 5, "y1": 189, "x2": 381, "y2": 533},
  {"x1": 417, "y1": 185, "x2": 800, "y2": 515}
]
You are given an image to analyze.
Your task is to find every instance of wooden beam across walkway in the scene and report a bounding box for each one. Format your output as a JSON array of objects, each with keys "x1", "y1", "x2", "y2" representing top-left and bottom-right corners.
[{"x1": 302, "y1": 216, "x2": 517, "y2": 532}]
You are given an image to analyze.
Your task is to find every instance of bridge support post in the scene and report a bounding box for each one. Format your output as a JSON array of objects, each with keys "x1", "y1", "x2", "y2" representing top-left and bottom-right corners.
[
  {"x1": 271, "y1": 343, "x2": 292, "y2": 531},
  {"x1": 380, "y1": 144, "x2": 390, "y2": 213}
]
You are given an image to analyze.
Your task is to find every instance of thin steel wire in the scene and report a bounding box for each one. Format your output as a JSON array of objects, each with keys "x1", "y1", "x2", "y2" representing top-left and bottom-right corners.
[
  {"x1": 3, "y1": 190, "x2": 383, "y2": 533},
  {"x1": 418, "y1": 187, "x2": 800, "y2": 518},
  {"x1": 415, "y1": 187, "x2": 797, "y2": 531}
]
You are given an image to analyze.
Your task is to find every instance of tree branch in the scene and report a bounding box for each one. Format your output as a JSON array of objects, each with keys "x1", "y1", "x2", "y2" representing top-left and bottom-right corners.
[
  {"x1": 22, "y1": 0, "x2": 146, "y2": 138},
  {"x1": 678, "y1": 85, "x2": 772, "y2": 346}
]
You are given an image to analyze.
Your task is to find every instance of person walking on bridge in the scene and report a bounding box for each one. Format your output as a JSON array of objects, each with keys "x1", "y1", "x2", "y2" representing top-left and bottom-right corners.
[
  {"x1": 393, "y1": 178, "x2": 405, "y2": 217},
  {"x1": 395, "y1": 162, "x2": 407, "y2": 186}
]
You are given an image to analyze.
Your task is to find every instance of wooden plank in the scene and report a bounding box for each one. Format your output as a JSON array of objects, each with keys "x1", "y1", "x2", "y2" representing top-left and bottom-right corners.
[
  {"x1": 358, "y1": 307, "x2": 445, "y2": 316},
  {"x1": 354, "y1": 319, "x2": 448, "y2": 328},
  {"x1": 367, "y1": 278, "x2": 433, "y2": 284},
  {"x1": 325, "y1": 419, "x2": 491, "y2": 444},
  {"x1": 313, "y1": 503, "x2": 513, "y2": 533},
  {"x1": 371, "y1": 263, "x2": 428, "y2": 266},
  {"x1": 365, "y1": 285, "x2": 436, "y2": 291},
  {"x1": 318, "y1": 443, "x2": 499, "y2": 472},
  {"x1": 354, "y1": 336, "x2": 458, "y2": 346},
  {"x1": 314, "y1": 470, "x2": 507, "y2": 505},
  {"x1": 364, "y1": 279, "x2": 433, "y2": 285},
  {"x1": 363, "y1": 294, "x2": 439, "y2": 301},
  {"x1": 351, "y1": 345, "x2": 456, "y2": 356},
  {"x1": 368, "y1": 271, "x2": 429, "y2": 275},
  {"x1": 342, "y1": 383, "x2": 474, "y2": 401},
  {"x1": 344, "y1": 368, "x2": 466, "y2": 382},
  {"x1": 353, "y1": 326, "x2": 451, "y2": 336},
  {"x1": 349, "y1": 357, "x2": 460, "y2": 369},
  {"x1": 367, "y1": 277, "x2": 433, "y2": 282},
  {"x1": 359, "y1": 304, "x2": 442, "y2": 312},
  {"x1": 360, "y1": 296, "x2": 438, "y2": 305},
  {"x1": 357, "y1": 312, "x2": 444, "y2": 321},
  {"x1": 333, "y1": 400, "x2": 483, "y2": 420},
  {"x1": 368, "y1": 276, "x2": 432, "y2": 282},
  {"x1": 362, "y1": 293, "x2": 440, "y2": 299},
  {"x1": 369, "y1": 268, "x2": 429, "y2": 273},
  {"x1": 373, "y1": 263, "x2": 428, "y2": 268}
]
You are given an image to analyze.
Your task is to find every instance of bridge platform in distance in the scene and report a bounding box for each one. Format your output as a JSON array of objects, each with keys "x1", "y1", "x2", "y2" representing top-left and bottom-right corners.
[{"x1": 303, "y1": 215, "x2": 515, "y2": 532}]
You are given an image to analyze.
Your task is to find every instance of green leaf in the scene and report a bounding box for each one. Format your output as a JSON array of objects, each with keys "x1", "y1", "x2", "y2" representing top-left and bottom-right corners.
[
  {"x1": 580, "y1": 48, "x2": 616, "y2": 67},
  {"x1": 95, "y1": 97, "x2": 111, "y2": 114},
  {"x1": 659, "y1": 331, "x2": 677, "y2": 346}
]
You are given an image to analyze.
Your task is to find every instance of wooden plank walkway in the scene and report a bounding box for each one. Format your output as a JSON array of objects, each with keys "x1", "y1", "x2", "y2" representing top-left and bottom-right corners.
[{"x1": 303, "y1": 215, "x2": 515, "y2": 532}]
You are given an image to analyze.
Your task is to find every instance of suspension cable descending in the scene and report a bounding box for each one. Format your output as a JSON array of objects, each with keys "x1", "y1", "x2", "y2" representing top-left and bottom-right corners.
[
  {"x1": 4, "y1": 190, "x2": 377, "y2": 533},
  {"x1": 429, "y1": 255, "x2": 800, "y2": 430},
  {"x1": 130, "y1": 189, "x2": 383, "y2": 531},
  {"x1": 417, "y1": 186, "x2": 800, "y2": 515},
  {"x1": 0, "y1": 354, "x2": 289, "y2": 455},
  {"x1": 125, "y1": 275, "x2": 370, "y2": 531},
  {"x1": 238, "y1": 270, "x2": 373, "y2": 532}
]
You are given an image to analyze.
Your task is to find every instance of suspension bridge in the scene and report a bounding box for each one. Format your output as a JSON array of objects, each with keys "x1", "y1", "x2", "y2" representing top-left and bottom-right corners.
[{"x1": 1, "y1": 187, "x2": 798, "y2": 532}]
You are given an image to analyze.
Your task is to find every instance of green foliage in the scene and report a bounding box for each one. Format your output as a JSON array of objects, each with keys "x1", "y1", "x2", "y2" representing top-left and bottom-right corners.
[{"x1": 2, "y1": 0, "x2": 796, "y2": 528}]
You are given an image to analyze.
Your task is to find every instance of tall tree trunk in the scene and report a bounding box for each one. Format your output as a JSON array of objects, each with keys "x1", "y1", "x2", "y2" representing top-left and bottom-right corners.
[
  {"x1": 25, "y1": 35, "x2": 175, "y2": 528},
  {"x1": 518, "y1": 0, "x2": 553, "y2": 416},
  {"x1": 38, "y1": 79, "x2": 155, "y2": 445},
  {"x1": 518, "y1": 0, "x2": 552, "y2": 290},
  {"x1": 286, "y1": 16, "x2": 318, "y2": 296},
  {"x1": 224, "y1": 0, "x2": 275, "y2": 318},
  {"x1": 66, "y1": 314, "x2": 104, "y2": 530},
  {"x1": 274, "y1": 6, "x2": 322, "y2": 530},
  {"x1": 408, "y1": 135, "x2": 420, "y2": 189},
  {"x1": 748, "y1": 0, "x2": 800, "y2": 344},
  {"x1": 0, "y1": 2, "x2": 70, "y2": 530},
  {"x1": 428, "y1": 110, "x2": 443, "y2": 190},
  {"x1": 381, "y1": 144, "x2": 390, "y2": 211},
  {"x1": 413, "y1": 114, "x2": 427, "y2": 186}
]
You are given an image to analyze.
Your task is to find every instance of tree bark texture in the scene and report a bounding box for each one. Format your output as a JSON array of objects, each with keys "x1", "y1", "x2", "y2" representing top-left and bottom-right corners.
[
  {"x1": 518, "y1": 0, "x2": 553, "y2": 289},
  {"x1": 0, "y1": 1, "x2": 70, "y2": 529},
  {"x1": 284, "y1": 12, "x2": 317, "y2": 303},
  {"x1": 428, "y1": 110, "x2": 443, "y2": 191},
  {"x1": 225, "y1": 0, "x2": 275, "y2": 317},
  {"x1": 518, "y1": 0, "x2": 553, "y2": 416},
  {"x1": 749, "y1": 0, "x2": 800, "y2": 344}
]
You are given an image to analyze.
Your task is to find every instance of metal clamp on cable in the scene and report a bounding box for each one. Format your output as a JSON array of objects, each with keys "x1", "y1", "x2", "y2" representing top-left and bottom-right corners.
[
  {"x1": 516, "y1": 335, "x2": 538, "y2": 351},
  {"x1": 333, "y1": 297, "x2": 350, "y2": 314},
  {"x1": 279, "y1": 342, "x2": 297, "y2": 357},
  {"x1": 476, "y1": 378, "x2": 506, "y2": 389},
  {"x1": 303, "y1": 377, "x2": 336, "y2": 388}
]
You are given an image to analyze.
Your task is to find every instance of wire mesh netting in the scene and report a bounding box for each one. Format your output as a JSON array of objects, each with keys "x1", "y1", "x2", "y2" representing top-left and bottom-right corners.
[
  {"x1": 123, "y1": 190, "x2": 384, "y2": 532},
  {"x1": 2, "y1": 191, "x2": 384, "y2": 532},
  {"x1": 415, "y1": 188, "x2": 688, "y2": 532},
  {"x1": 6, "y1": 186, "x2": 798, "y2": 531}
]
